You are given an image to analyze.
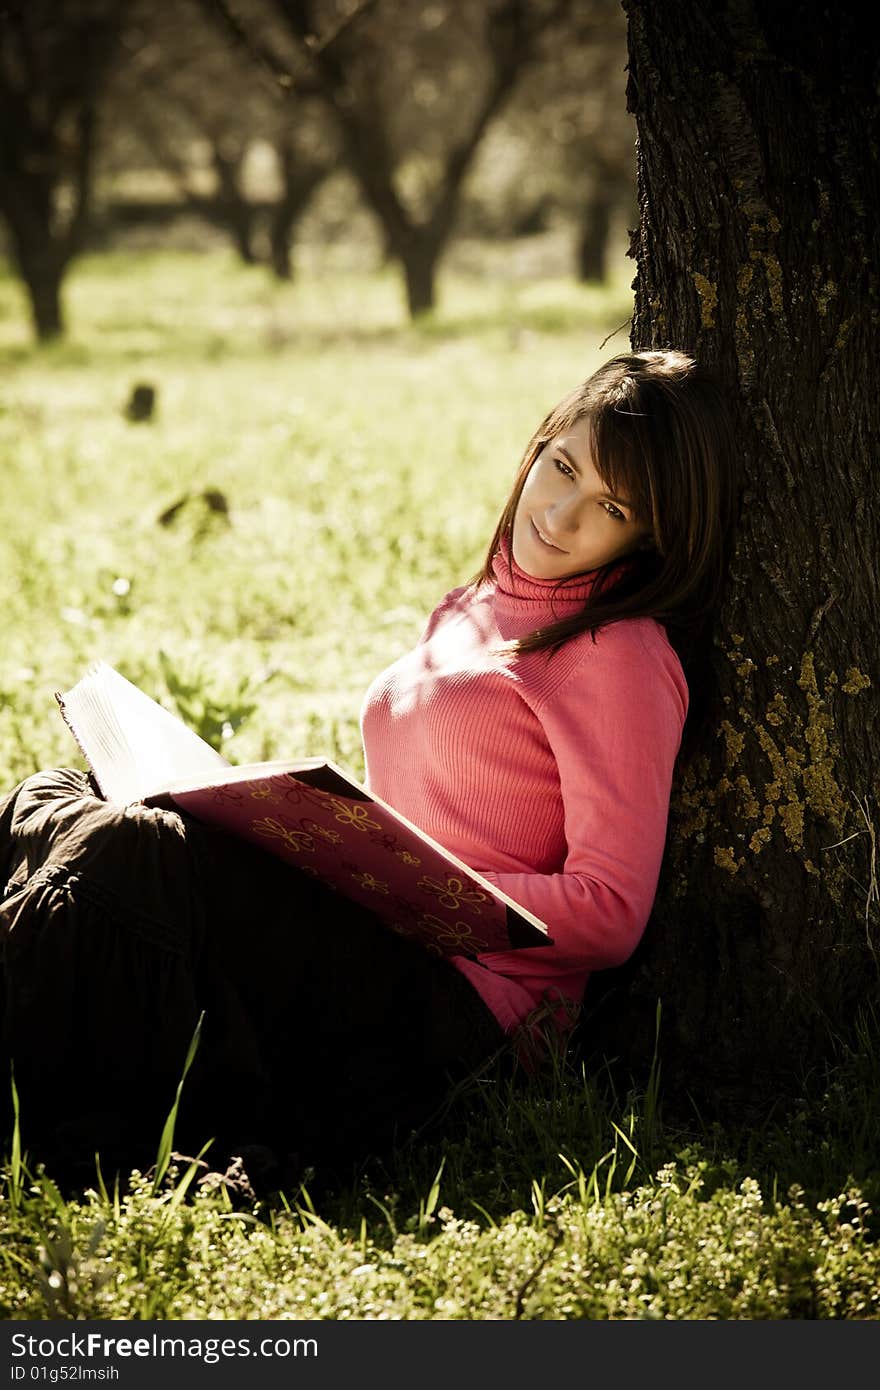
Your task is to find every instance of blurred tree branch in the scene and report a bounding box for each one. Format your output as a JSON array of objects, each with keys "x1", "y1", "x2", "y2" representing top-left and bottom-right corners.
[
  {"x1": 204, "y1": 0, "x2": 379, "y2": 96},
  {"x1": 103, "y1": 0, "x2": 334, "y2": 276},
  {"x1": 202, "y1": 0, "x2": 576, "y2": 316}
]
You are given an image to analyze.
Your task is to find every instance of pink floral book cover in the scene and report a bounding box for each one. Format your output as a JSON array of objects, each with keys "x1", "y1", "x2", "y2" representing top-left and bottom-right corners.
[
  {"x1": 55, "y1": 662, "x2": 551, "y2": 961},
  {"x1": 161, "y1": 762, "x2": 551, "y2": 959}
]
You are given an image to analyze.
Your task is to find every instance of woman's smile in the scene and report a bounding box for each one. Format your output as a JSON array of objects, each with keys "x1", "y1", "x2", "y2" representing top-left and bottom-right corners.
[{"x1": 530, "y1": 517, "x2": 568, "y2": 553}]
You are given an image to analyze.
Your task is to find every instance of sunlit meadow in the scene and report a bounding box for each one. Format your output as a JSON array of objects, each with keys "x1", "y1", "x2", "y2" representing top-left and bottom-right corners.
[
  {"x1": 0, "y1": 247, "x2": 633, "y2": 782},
  {"x1": 1, "y1": 246, "x2": 878, "y2": 1319}
]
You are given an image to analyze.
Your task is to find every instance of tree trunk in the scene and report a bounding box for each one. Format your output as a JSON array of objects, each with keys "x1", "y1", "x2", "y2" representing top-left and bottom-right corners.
[
  {"x1": 269, "y1": 213, "x2": 294, "y2": 282},
  {"x1": 269, "y1": 150, "x2": 328, "y2": 282},
  {"x1": 4, "y1": 212, "x2": 66, "y2": 341},
  {"x1": 212, "y1": 146, "x2": 256, "y2": 265},
  {"x1": 226, "y1": 203, "x2": 257, "y2": 265},
  {"x1": 582, "y1": 1, "x2": 880, "y2": 1110},
  {"x1": 576, "y1": 192, "x2": 612, "y2": 282},
  {"x1": 0, "y1": 102, "x2": 97, "y2": 343},
  {"x1": 400, "y1": 238, "x2": 439, "y2": 317},
  {"x1": 26, "y1": 263, "x2": 64, "y2": 341},
  {"x1": 0, "y1": 10, "x2": 120, "y2": 343}
]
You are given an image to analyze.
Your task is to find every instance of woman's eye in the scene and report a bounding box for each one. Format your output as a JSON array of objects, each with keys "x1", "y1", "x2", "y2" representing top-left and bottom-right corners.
[
  {"x1": 602, "y1": 502, "x2": 626, "y2": 521},
  {"x1": 553, "y1": 457, "x2": 575, "y2": 480}
]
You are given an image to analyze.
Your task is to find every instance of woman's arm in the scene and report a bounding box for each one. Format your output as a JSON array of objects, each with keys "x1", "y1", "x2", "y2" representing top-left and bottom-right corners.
[{"x1": 479, "y1": 622, "x2": 687, "y2": 973}]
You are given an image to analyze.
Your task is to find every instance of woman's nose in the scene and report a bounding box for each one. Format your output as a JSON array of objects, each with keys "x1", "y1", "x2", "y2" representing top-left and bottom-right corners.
[{"x1": 548, "y1": 493, "x2": 583, "y2": 533}]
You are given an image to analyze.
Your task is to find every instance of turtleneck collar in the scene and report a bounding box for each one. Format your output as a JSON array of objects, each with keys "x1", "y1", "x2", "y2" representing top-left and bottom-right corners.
[{"x1": 489, "y1": 537, "x2": 599, "y2": 613}]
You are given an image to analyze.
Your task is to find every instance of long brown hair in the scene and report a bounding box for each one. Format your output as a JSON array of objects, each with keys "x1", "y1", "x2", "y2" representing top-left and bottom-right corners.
[{"x1": 477, "y1": 350, "x2": 738, "y2": 661}]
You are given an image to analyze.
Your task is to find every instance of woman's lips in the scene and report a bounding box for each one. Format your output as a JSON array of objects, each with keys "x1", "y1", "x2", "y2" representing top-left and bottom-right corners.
[{"x1": 530, "y1": 517, "x2": 567, "y2": 553}]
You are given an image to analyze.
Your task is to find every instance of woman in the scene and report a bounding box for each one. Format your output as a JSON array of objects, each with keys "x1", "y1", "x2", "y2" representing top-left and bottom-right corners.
[{"x1": 0, "y1": 350, "x2": 736, "y2": 1187}]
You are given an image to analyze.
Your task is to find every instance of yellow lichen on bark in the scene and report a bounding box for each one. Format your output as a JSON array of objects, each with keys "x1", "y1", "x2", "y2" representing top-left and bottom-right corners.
[
  {"x1": 812, "y1": 270, "x2": 838, "y2": 316},
  {"x1": 720, "y1": 719, "x2": 745, "y2": 768},
  {"x1": 714, "y1": 845, "x2": 743, "y2": 875},
  {"x1": 735, "y1": 775, "x2": 760, "y2": 819},
  {"x1": 649, "y1": 297, "x2": 667, "y2": 337},
  {"x1": 671, "y1": 651, "x2": 851, "y2": 879},
  {"x1": 755, "y1": 250, "x2": 785, "y2": 314},
  {"x1": 692, "y1": 272, "x2": 718, "y2": 328},
  {"x1": 833, "y1": 318, "x2": 852, "y2": 354},
  {"x1": 841, "y1": 667, "x2": 871, "y2": 694},
  {"x1": 797, "y1": 653, "x2": 847, "y2": 830},
  {"x1": 734, "y1": 264, "x2": 756, "y2": 384},
  {"x1": 778, "y1": 799, "x2": 805, "y2": 847}
]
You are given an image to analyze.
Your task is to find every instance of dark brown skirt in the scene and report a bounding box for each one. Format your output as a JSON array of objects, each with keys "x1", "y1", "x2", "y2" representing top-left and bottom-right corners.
[{"x1": 0, "y1": 768, "x2": 504, "y2": 1187}]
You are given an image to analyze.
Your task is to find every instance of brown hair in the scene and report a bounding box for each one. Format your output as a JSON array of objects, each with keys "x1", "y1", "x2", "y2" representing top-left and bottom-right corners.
[{"x1": 477, "y1": 350, "x2": 738, "y2": 660}]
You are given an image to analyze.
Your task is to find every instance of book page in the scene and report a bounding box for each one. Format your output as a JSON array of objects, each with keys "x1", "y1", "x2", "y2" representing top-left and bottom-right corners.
[{"x1": 57, "y1": 662, "x2": 229, "y2": 805}]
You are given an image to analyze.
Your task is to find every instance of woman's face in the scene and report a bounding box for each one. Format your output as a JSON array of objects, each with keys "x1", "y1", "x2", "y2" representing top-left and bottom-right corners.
[{"x1": 511, "y1": 417, "x2": 652, "y2": 580}]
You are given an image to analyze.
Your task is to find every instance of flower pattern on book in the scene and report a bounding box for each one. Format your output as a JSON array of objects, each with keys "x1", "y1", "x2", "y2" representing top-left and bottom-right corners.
[
  {"x1": 350, "y1": 871, "x2": 390, "y2": 895},
  {"x1": 169, "y1": 771, "x2": 542, "y2": 959},
  {"x1": 248, "y1": 783, "x2": 282, "y2": 803},
  {"x1": 367, "y1": 829, "x2": 422, "y2": 866},
  {"x1": 300, "y1": 817, "x2": 343, "y2": 846},
  {"x1": 278, "y1": 782, "x2": 308, "y2": 808},
  {"x1": 417, "y1": 874, "x2": 488, "y2": 914},
  {"x1": 416, "y1": 913, "x2": 489, "y2": 954},
  {"x1": 368, "y1": 829, "x2": 401, "y2": 853},
  {"x1": 329, "y1": 798, "x2": 382, "y2": 833},
  {"x1": 295, "y1": 782, "x2": 338, "y2": 812},
  {"x1": 208, "y1": 787, "x2": 244, "y2": 806},
  {"x1": 252, "y1": 816, "x2": 315, "y2": 854}
]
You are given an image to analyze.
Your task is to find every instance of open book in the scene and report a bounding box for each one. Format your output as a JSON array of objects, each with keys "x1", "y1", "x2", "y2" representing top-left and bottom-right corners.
[{"x1": 55, "y1": 662, "x2": 551, "y2": 960}]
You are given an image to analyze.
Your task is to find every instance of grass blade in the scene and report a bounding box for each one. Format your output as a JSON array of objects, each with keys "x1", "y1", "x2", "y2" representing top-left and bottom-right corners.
[
  {"x1": 8, "y1": 1066, "x2": 23, "y2": 1214},
  {"x1": 152, "y1": 1011, "x2": 205, "y2": 1195}
]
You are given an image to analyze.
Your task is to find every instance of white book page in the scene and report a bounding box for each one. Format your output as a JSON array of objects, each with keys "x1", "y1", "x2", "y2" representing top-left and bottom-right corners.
[{"x1": 59, "y1": 662, "x2": 230, "y2": 804}]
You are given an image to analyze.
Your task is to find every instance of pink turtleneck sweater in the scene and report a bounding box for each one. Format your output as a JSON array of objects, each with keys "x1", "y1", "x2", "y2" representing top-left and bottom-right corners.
[{"x1": 359, "y1": 546, "x2": 688, "y2": 1036}]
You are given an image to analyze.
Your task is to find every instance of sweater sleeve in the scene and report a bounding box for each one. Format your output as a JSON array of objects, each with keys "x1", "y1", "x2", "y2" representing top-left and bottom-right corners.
[{"x1": 477, "y1": 623, "x2": 687, "y2": 976}]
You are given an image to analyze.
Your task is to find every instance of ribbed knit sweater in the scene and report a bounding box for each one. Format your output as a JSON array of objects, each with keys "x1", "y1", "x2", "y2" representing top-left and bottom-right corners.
[{"x1": 359, "y1": 545, "x2": 688, "y2": 1035}]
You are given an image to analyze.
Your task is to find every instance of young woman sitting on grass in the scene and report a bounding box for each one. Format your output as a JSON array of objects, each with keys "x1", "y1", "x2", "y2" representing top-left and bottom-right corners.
[{"x1": 0, "y1": 350, "x2": 736, "y2": 1187}]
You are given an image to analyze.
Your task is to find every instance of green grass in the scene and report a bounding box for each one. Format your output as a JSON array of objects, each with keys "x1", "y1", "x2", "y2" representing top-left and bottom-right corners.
[
  {"x1": 1, "y1": 247, "x2": 878, "y2": 1319},
  {"x1": 0, "y1": 248, "x2": 633, "y2": 783}
]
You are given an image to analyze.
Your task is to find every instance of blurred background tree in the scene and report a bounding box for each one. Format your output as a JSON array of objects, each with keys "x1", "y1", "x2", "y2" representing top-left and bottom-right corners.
[
  {"x1": 207, "y1": 0, "x2": 596, "y2": 316},
  {"x1": 100, "y1": 0, "x2": 336, "y2": 278},
  {"x1": 0, "y1": 0, "x2": 125, "y2": 339},
  {"x1": 459, "y1": 0, "x2": 634, "y2": 284},
  {"x1": 0, "y1": 0, "x2": 637, "y2": 339}
]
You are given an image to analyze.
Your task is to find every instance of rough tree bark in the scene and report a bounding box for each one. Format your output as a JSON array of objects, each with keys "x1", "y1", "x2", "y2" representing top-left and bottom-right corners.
[{"x1": 582, "y1": 0, "x2": 880, "y2": 1109}]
